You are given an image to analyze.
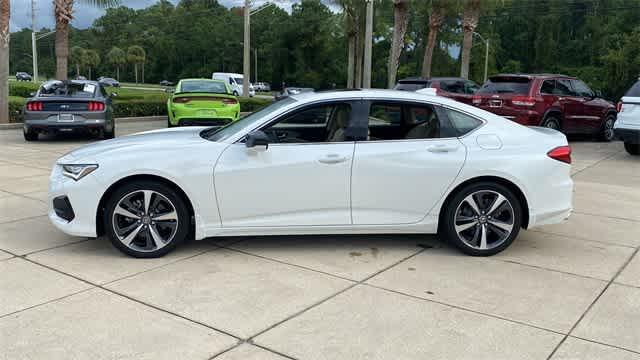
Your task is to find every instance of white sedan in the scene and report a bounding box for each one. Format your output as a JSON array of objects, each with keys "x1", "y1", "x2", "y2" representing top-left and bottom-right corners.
[{"x1": 49, "y1": 89, "x2": 573, "y2": 258}]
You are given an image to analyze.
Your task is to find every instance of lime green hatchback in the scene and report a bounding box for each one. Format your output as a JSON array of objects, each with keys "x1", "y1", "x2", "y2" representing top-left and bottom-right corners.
[{"x1": 167, "y1": 79, "x2": 240, "y2": 127}]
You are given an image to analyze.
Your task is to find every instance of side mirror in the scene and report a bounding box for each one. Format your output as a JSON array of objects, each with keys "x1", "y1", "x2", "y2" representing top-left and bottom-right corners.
[
  {"x1": 29, "y1": 92, "x2": 36, "y2": 97},
  {"x1": 245, "y1": 130, "x2": 270, "y2": 149},
  {"x1": 595, "y1": 90, "x2": 602, "y2": 98},
  {"x1": 110, "y1": 92, "x2": 118, "y2": 98}
]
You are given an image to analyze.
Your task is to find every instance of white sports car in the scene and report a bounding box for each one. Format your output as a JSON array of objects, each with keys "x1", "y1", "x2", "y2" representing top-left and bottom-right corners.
[{"x1": 49, "y1": 89, "x2": 573, "y2": 258}]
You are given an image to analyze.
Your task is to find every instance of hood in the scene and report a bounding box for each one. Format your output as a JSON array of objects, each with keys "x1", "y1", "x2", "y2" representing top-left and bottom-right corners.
[{"x1": 58, "y1": 126, "x2": 210, "y2": 163}]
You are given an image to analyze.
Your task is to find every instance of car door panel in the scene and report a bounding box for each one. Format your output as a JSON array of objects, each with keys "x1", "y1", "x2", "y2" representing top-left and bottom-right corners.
[
  {"x1": 214, "y1": 142, "x2": 354, "y2": 227},
  {"x1": 351, "y1": 139, "x2": 466, "y2": 225}
]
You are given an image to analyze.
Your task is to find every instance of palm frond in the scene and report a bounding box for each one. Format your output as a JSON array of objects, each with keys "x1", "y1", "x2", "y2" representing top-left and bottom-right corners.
[{"x1": 79, "y1": 0, "x2": 122, "y2": 8}]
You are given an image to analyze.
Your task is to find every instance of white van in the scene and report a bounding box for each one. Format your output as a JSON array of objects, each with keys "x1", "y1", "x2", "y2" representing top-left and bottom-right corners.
[{"x1": 212, "y1": 72, "x2": 255, "y2": 97}]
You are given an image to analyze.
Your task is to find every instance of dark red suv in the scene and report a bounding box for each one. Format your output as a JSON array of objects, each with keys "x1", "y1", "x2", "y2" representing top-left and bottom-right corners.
[
  {"x1": 394, "y1": 77, "x2": 480, "y2": 105},
  {"x1": 472, "y1": 74, "x2": 617, "y2": 140}
]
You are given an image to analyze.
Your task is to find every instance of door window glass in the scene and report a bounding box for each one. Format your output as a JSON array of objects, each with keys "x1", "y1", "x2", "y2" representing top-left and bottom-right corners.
[
  {"x1": 540, "y1": 80, "x2": 555, "y2": 94},
  {"x1": 572, "y1": 80, "x2": 594, "y2": 97},
  {"x1": 555, "y1": 79, "x2": 574, "y2": 96},
  {"x1": 445, "y1": 109, "x2": 483, "y2": 136},
  {"x1": 366, "y1": 102, "x2": 441, "y2": 140},
  {"x1": 465, "y1": 81, "x2": 480, "y2": 94},
  {"x1": 261, "y1": 103, "x2": 352, "y2": 143}
]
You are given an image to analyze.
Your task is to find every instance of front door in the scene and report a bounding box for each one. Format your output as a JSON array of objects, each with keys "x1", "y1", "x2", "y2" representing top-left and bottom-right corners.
[
  {"x1": 214, "y1": 101, "x2": 356, "y2": 227},
  {"x1": 351, "y1": 101, "x2": 466, "y2": 225}
]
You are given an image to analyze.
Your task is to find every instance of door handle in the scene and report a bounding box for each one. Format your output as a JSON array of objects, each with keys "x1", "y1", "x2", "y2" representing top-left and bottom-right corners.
[
  {"x1": 427, "y1": 144, "x2": 458, "y2": 153},
  {"x1": 318, "y1": 154, "x2": 348, "y2": 164}
]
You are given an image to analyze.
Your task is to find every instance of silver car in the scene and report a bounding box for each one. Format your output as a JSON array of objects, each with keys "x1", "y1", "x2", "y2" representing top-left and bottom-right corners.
[{"x1": 23, "y1": 80, "x2": 116, "y2": 141}]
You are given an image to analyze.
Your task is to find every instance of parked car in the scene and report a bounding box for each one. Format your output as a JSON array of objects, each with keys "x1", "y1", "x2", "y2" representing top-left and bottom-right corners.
[
  {"x1": 395, "y1": 77, "x2": 480, "y2": 104},
  {"x1": 49, "y1": 89, "x2": 572, "y2": 258},
  {"x1": 160, "y1": 80, "x2": 174, "y2": 87},
  {"x1": 23, "y1": 80, "x2": 115, "y2": 141},
  {"x1": 275, "y1": 87, "x2": 314, "y2": 100},
  {"x1": 16, "y1": 72, "x2": 32, "y2": 81},
  {"x1": 614, "y1": 78, "x2": 640, "y2": 155},
  {"x1": 167, "y1": 79, "x2": 240, "y2": 127},
  {"x1": 211, "y1": 72, "x2": 255, "y2": 97},
  {"x1": 75, "y1": 75, "x2": 87, "y2": 80},
  {"x1": 254, "y1": 82, "x2": 271, "y2": 92},
  {"x1": 98, "y1": 77, "x2": 120, "y2": 88},
  {"x1": 472, "y1": 74, "x2": 617, "y2": 140}
]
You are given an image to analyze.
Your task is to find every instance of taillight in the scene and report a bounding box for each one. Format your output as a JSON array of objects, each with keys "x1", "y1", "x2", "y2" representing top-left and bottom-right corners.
[
  {"x1": 27, "y1": 102, "x2": 43, "y2": 111},
  {"x1": 547, "y1": 146, "x2": 572, "y2": 164},
  {"x1": 173, "y1": 97, "x2": 191, "y2": 104},
  {"x1": 222, "y1": 98, "x2": 238, "y2": 105},
  {"x1": 472, "y1": 95, "x2": 482, "y2": 105},
  {"x1": 88, "y1": 102, "x2": 105, "y2": 111},
  {"x1": 616, "y1": 101, "x2": 623, "y2": 113},
  {"x1": 511, "y1": 96, "x2": 536, "y2": 107}
]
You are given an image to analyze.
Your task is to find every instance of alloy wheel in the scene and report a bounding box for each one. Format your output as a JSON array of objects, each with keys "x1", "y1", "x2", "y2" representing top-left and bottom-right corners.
[
  {"x1": 603, "y1": 118, "x2": 615, "y2": 141},
  {"x1": 112, "y1": 190, "x2": 179, "y2": 252},
  {"x1": 454, "y1": 190, "x2": 515, "y2": 250}
]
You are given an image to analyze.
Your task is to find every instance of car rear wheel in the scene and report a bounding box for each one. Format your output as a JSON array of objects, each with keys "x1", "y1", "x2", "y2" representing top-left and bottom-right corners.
[
  {"x1": 625, "y1": 142, "x2": 640, "y2": 155},
  {"x1": 599, "y1": 115, "x2": 616, "y2": 142},
  {"x1": 542, "y1": 116, "x2": 561, "y2": 131},
  {"x1": 102, "y1": 124, "x2": 115, "y2": 139},
  {"x1": 441, "y1": 182, "x2": 522, "y2": 256},
  {"x1": 104, "y1": 181, "x2": 190, "y2": 258},
  {"x1": 23, "y1": 128, "x2": 38, "y2": 141}
]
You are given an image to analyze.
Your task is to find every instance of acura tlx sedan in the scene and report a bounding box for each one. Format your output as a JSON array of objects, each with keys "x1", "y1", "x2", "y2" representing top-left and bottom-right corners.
[{"x1": 49, "y1": 89, "x2": 573, "y2": 258}]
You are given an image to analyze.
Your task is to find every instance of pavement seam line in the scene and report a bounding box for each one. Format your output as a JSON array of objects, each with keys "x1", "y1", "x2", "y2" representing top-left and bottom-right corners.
[
  {"x1": 570, "y1": 151, "x2": 620, "y2": 177},
  {"x1": 0, "y1": 287, "x2": 95, "y2": 320},
  {"x1": 529, "y1": 229, "x2": 638, "y2": 249},
  {"x1": 572, "y1": 210, "x2": 640, "y2": 223},
  {"x1": 489, "y1": 257, "x2": 614, "y2": 283},
  {"x1": 566, "y1": 335, "x2": 640, "y2": 355},
  {"x1": 544, "y1": 245, "x2": 640, "y2": 359}
]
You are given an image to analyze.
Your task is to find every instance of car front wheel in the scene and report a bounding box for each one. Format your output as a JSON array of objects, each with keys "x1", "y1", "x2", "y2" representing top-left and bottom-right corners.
[
  {"x1": 441, "y1": 182, "x2": 522, "y2": 256},
  {"x1": 599, "y1": 115, "x2": 616, "y2": 142},
  {"x1": 104, "y1": 181, "x2": 190, "y2": 258}
]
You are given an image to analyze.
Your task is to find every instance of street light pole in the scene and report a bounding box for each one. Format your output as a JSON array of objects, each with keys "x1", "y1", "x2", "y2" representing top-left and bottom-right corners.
[
  {"x1": 243, "y1": 0, "x2": 250, "y2": 97},
  {"x1": 31, "y1": 0, "x2": 38, "y2": 82},
  {"x1": 473, "y1": 31, "x2": 490, "y2": 82},
  {"x1": 362, "y1": 0, "x2": 373, "y2": 88}
]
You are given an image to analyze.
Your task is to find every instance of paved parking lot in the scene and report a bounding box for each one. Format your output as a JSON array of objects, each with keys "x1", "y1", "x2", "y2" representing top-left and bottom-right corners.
[{"x1": 1, "y1": 121, "x2": 639, "y2": 359}]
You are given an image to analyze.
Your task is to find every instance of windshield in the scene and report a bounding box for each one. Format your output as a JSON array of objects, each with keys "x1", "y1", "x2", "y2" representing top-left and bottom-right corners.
[
  {"x1": 625, "y1": 81, "x2": 640, "y2": 97},
  {"x1": 233, "y1": 77, "x2": 244, "y2": 85},
  {"x1": 202, "y1": 97, "x2": 297, "y2": 142},
  {"x1": 179, "y1": 80, "x2": 227, "y2": 94},
  {"x1": 477, "y1": 77, "x2": 531, "y2": 94},
  {"x1": 394, "y1": 82, "x2": 429, "y2": 91},
  {"x1": 38, "y1": 81, "x2": 96, "y2": 98}
]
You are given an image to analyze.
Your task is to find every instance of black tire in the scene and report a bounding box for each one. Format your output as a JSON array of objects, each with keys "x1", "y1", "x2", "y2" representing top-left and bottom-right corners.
[
  {"x1": 103, "y1": 124, "x2": 115, "y2": 139},
  {"x1": 598, "y1": 115, "x2": 616, "y2": 142},
  {"x1": 625, "y1": 142, "x2": 640, "y2": 156},
  {"x1": 542, "y1": 116, "x2": 561, "y2": 132},
  {"x1": 104, "y1": 180, "x2": 191, "y2": 258},
  {"x1": 440, "y1": 182, "x2": 522, "y2": 256},
  {"x1": 232, "y1": 91, "x2": 239, "y2": 96},
  {"x1": 23, "y1": 128, "x2": 38, "y2": 141}
]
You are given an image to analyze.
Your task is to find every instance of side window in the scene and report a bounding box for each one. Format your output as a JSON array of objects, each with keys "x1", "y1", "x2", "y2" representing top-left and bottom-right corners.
[
  {"x1": 445, "y1": 108, "x2": 483, "y2": 136},
  {"x1": 366, "y1": 102, "x2": 441, "y2": 141},
  {"x1": 465, "y1": 81, "x2": 480, "y2": 94},
  {"x1": 555, "y1": 79, "x2": 574, "y2": 96},
  {"x1": 261, "y1": 103, "x2": 352, "y2": 143},
  {"x1": 540, "y1": 80, "x2": 555, "y2": 94},
  {"x1": 572, "y1": 80, "x2": 594, "y2": 97},
  {"x1": 228, "y1": 78, "x2": 233, "y2": 85}
]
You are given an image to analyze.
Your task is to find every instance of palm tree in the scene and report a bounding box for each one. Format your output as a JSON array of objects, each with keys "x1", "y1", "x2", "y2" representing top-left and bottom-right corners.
[
  {"x1": 460, "y1": 0, "x2": 481, "y2": 79},
  {"x1": 106, "y1": 46, "x2": 126, "y2": 81},
  {"x1": 69, "y1": 46, "x2": 87, "y2": 78},
  {"x1": 338, "y1": 0, "x2": 361, "y2": 88},
  {"x1": 421, "y1": 0, "x2": 446, "y2": 78},
  {"x1": 387, "y1": 0, "x2": 409, "y2": 88},
  {"x1": 54, "y1": 0, "x2": 120, "y2": 80},
  {"x1": 0, "y1": 0, "x2": 9, "y2": 124},
  {"x1": 85, "y1": 49, "x2": 100, "y2": 80},
  {"x1": 127, "y1": 46, "x2": 146, "y2": 84}
]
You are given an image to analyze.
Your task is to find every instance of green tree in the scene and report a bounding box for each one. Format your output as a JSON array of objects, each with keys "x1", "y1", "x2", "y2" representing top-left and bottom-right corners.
[
  {"x1": 0, "y1": 0, "x2": 9, "y2": 124},
  {"x1": 106, "y1": 46, "x2": 126, "y2": 80},
  {"x1": 85, "y1": 49, "x2": 100, "y2": 80},
  {"x1": 69, "y1": 46, "x2": 87, "y2": 77},
  {"x1": 127, "y1": 45, "x2": 146, "y2": 84}
]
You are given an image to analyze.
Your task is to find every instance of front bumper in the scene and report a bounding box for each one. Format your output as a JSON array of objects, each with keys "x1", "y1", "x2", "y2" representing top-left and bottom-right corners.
[{"x1": 615, "y1": 128, "x2": 640, "y2": 145}]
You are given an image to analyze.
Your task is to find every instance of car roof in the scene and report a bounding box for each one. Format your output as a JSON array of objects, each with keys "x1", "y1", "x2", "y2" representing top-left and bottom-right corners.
[
  {"x1": 179, "y1": 78, "x2": 225, "y2": 83},
  {"x1": 289, "y1": 88, "x2": 462, "y2": 107},
  {"x1": 398, "y1": 77, "x2": 468, "y2": 83},
  {"x1": 490, "y1": 73, "x2": 576, "y2": 80}
]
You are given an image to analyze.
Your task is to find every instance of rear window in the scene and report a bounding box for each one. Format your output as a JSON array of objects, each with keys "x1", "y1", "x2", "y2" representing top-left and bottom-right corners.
[
  {"x1": 394, "y1": 82, "x2": 430, "y2": 91},
  {"x1": 38, "y1": 81, "x2": 96, "y2": 98},
  {"x1": 180, "y1": 80, "x2": 227, "y2": 94},
  {"x1": 625, "y1": 81, "x2": 640, "y2": 97},
  {"x1": 477, "y1": 77, "x2": 531, "y2": 95}
]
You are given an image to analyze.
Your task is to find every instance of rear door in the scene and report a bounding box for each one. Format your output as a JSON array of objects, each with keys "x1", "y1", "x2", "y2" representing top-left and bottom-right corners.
[
  {"x1": 351, "y1": 100, "x2": 465, "y2": 225},
  {"x1": 620, "y1": 81, "x2": 640, "y2": 127},
  {"x1": 571, "y1": 79, "x2": 605, "y2": 133}
]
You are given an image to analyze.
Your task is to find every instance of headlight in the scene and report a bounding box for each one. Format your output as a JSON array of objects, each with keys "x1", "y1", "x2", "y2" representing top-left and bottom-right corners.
[{"x1": 61, "y1": 164, "x2": 98, "y2": 181}]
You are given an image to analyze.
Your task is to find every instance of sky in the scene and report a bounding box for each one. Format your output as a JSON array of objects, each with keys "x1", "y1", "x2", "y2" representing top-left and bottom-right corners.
[{"x1": 11, "y1": 0, "x2": 327, "y2": 31}]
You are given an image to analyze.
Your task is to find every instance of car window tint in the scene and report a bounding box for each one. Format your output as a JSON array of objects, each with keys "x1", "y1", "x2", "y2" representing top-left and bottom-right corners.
[
  {"x1": 541, "y1": 80, "x2": 555, "y2": 94},
  {"x1": 262, "y1": 103, "x2": 352, "y2": 143},
  {"x1": 365, "y1": 102, "x2": 440, "y2": 141},
  {"x1": 394, "y1": 82, "x2": 429, "y2": 91},
  {"x1": 571, "y1": 80, "x2": 594, "y2": 97},
  {"x1": 625, "y1": 81, "x2": 640, "y2": 97},
  {"x1": 445, "y1": 109, "x2": 483, "y2": 136},
  {"x1": 555, "y1": 79, "x2": 574, "y2": 96},
  {"x1": 476, "y1": 77, "x2": 531, "y2": 94},
  {"x1": 465, "y1": 81, "x2": 480, "y2": 94},
  {"x1": 405, "y1": 105, "x2": 440, "y2": 139},
  {"x1": 369, "y1": 103, "x2": 402, "y2": 125}
]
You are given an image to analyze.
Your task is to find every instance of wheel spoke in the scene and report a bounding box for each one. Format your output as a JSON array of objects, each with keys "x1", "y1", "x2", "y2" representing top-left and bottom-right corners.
[
  {"x1": 463, "y1": 194, "x2": 481, "y2": 215},
  {"x1": 479, "y1": 224, "x2": 488, "y2": 249},
  {"x1": 487, "y1": 194, "x2": 506, "y2": 216},
  {"x1": 488, "y1": 219, "x2": 513, "y2": 233},
  {"x1": 455, "y1": 221, "x2": 477, "y2": 234},
  {"x1": 114, "y1": 205, "x2": 140, "y2": 220},
  {"x1": 148, "y1": 225, "x2": 164, "y2": 248},
  {"x1": 121, "y1": 224, "x2": 144, "y2": 244},
  {"x1": 142, "y1": 190, "x2": 154, "y2": 214},
  {"x1": 152, "y1": 210, "x2": 177, "y2": 222}
]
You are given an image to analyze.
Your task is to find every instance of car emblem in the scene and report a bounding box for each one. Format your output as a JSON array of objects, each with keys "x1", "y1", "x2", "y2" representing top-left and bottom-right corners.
[{"x1": 60, "y1": 104, "x2": 70, "y2": 110}]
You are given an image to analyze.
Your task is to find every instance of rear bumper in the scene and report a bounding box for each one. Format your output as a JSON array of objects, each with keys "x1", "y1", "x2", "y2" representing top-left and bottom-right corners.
[
  {"x1": 615, "y1": 128, "x2": 640, "y2": 144},
  {"x1": 476, "y1": 107, "x2": 542, "y2": 126},
  {"x1": 25, "y1": 115, "x2": 108, "y2": 133}
]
